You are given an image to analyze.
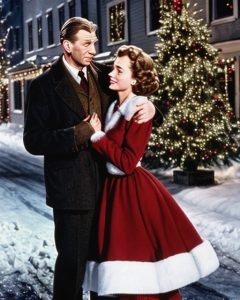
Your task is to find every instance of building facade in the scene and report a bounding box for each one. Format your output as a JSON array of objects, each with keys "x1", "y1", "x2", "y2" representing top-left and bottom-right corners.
[
  {"x1": 0, "y1": 0, "x2": 23, "y2": 123},
  {"x1": 4, "y1": 0, "x2": 240, "y2": 126},
  {"x1": 8, "y1": 0, "x2": 99, "y2": 125},
  {"x1": 207, "y1": 0, "x2": 240, "y2": 117}
]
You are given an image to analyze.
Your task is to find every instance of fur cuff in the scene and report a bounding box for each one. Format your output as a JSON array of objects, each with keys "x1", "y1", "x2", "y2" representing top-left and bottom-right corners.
[{"x1": 90, "y1": 131, "x2": 105, "y2": 142}]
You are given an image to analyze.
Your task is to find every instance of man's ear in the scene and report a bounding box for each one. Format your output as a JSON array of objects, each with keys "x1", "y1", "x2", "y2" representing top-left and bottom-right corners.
[{"x1": 62, "y1": 40, "x2": 72, "y2": 53}]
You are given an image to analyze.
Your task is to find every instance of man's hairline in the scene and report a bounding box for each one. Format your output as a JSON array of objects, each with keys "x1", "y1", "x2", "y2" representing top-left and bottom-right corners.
[{"x1": 61, "y1": 29, "x2": 98, "y2": 44}]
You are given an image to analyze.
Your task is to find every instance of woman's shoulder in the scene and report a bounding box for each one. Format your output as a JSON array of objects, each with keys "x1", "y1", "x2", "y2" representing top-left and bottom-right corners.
[{"x1": 119, "y1": 96, "x2": 148, "y2": 121}]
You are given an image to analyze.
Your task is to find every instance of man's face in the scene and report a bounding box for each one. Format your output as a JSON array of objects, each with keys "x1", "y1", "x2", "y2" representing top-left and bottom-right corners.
[{"x1": 64, "y1": 29, "x2": 98, "y2": 68}]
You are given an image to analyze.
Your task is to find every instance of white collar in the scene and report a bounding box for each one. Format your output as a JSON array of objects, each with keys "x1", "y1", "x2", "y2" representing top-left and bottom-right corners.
[{"x1": 62, "y1": 55, "x2": 87, "y2": 84}]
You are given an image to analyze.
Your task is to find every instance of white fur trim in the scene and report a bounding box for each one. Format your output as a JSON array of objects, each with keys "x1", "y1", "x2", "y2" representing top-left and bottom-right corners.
[
  {"x1": 106, "y1": 162, "x2": 125, "y2": 175},
  {"x1": 104, "y1": 96, "x2": 148, "y2": 133},
  {"x1": 106, "y1": 161, "x2": 141, "y2": 175},
  {"x1": 119, "y1": 96, "x2": 148, "y2": 121},
  {"x1": 90, "y1": 131, "x2": 106, "y2": 142},
  {"x1": 104, "y1": 101, "x2": 121, "y2": 133},
  {"x1": 83, "y1": 240, "x2": 219, "y2": 295}
]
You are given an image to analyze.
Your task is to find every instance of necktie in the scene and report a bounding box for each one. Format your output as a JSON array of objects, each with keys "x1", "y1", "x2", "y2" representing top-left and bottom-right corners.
[{"x1": 78, "y1": 71, "x2": 88, "y2": 94}]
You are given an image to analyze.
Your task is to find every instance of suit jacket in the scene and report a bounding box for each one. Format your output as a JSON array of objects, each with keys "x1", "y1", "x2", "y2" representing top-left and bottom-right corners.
[{"x1": 23, "y1": 56, "x2": 114, "y2": 210}]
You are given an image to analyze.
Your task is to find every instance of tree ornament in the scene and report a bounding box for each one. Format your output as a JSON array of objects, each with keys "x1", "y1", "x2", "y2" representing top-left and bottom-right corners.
[{"x1": 172, "y1": 0, "x2": 183, "y2": 13}]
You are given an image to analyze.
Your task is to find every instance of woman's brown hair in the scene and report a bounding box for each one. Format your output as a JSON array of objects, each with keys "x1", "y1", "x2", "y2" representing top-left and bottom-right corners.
[{"x1": 116, "y1": 45, "x2": 159, "y2": 96}]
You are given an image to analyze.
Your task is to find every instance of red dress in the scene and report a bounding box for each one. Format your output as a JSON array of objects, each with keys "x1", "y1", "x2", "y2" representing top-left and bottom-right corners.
[{"x1": 83, "y1": 96, "x2": 219, "y2": 296}]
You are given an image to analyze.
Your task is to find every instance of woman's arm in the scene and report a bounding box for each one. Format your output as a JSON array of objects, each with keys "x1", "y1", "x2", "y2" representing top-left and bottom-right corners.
[{"x1": 91, "y1": 119, "x2": 152, "y2": 174}]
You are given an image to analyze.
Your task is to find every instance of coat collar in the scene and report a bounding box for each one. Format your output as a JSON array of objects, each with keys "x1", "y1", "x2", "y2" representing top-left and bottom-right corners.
[{"x1": 104, "y1": 96, "x2": 148, "y2": 132}]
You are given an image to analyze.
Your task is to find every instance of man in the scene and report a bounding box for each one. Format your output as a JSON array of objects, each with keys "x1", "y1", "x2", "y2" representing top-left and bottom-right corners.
[{"x1": 23, "y1": 17, "x2": 155, "y2": 300}]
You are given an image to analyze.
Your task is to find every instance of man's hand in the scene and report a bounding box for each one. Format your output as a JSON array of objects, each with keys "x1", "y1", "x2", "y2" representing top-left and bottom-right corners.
[{"x1": 133, "y1": 101, "x2": 156, "y2": 124}]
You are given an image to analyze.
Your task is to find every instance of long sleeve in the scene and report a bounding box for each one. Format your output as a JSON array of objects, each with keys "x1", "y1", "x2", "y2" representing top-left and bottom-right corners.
[
  {"x1": 23, "y1": 79, "x2": 77, "y2": 156},
  {"x1": 91, "y1": 119, "x2": 152, "y2": 175}
]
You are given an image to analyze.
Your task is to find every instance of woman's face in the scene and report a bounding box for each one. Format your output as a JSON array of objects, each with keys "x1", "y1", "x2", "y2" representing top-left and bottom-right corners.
[{"x1": 108, "y1": 55, "x2": 135, "y2": 93}]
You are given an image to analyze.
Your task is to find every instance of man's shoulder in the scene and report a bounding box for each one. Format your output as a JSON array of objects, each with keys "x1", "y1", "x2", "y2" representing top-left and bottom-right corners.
[
  {"x1": 91, "y1": 61, "x2": 112, "y2": 74},
  {"x1": 33, "y1": 57, "x2": 63, "y2": 85}
]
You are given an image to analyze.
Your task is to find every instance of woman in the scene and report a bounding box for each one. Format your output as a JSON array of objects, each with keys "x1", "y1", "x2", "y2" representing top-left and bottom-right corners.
[{"x1": 83, "y1": 45, "x2": 219, "y2": 300}]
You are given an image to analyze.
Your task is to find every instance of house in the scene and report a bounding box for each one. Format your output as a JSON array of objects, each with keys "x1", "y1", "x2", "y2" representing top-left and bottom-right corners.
[
  {"x1": 7, "y1": 0, "x2": 99, "y2": 126},
  {"x1": 5, "y1": 0, "x2": 162, "y2": 126},
  {"x1": 199, "y1": 0, "x2": 240, "y2": 117},
  {"x1": 2, "y1": 0, "x2": 240, "y2": 126},
  {"x1": 0, "y1": 0, "x2": 23, "y2": 123}
]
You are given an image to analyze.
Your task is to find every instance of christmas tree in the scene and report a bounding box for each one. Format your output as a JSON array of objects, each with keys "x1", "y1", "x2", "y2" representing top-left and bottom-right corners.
[{"x1": 147, "y1": 0, "x2": 240, "y2": 171}]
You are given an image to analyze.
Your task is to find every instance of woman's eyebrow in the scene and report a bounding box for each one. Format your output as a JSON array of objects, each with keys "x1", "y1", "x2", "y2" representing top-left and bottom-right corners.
[{"x1": 115, "y1": 64, "x2": 124, "y2": 71}]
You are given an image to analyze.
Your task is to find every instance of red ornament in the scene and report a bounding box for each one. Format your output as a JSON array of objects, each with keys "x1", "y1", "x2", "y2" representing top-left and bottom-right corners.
[{"x1": 172, "y1": 0, "x2": 182, "y2": 13}]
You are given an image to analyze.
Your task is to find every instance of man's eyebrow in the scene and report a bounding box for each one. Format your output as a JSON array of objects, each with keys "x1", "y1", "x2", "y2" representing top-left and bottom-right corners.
[{"x1": 82, "y1": 37, "x2": 98, "y2": 41}]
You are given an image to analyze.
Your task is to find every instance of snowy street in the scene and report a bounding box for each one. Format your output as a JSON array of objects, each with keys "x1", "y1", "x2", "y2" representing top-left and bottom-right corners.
[{"x1": 0, "y1": 123, "x2": 240, "y2": 299}]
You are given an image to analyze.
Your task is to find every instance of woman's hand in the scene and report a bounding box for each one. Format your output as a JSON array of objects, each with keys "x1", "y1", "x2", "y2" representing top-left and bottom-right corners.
[{"x1": 89, "y1": 112, "x2": 102, "y2": 132}]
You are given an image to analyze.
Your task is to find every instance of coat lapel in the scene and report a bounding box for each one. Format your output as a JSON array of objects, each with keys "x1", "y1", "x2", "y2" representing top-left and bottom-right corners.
[
  {"x1": 51, "y1": 57, "x2": 113, "y2": 120},
  {"x1": 52, "y1": 57, "x2": 86, "y2": 118},
  {"x1": 55, "y1": 76, "x2": 86, "y2": 118}
]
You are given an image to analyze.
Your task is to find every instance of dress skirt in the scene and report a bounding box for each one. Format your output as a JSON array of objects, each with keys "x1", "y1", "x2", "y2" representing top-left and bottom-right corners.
[{"x1": 83, "y1": 167, "x2": 219, "y2": 295}]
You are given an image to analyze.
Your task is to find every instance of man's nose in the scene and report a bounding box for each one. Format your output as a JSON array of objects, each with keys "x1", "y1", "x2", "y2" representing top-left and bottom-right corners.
[{"x1": 89, "y1": 44, "x2": 96, "y2": 55}]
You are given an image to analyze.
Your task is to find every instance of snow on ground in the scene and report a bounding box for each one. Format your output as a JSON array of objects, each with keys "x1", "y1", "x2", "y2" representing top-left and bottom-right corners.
[
  {"x1": 154, "y1": 163, "x2": 240, "y2": 263},
  {"x1": 0, "y1": 123, "x2": 240, "y2": 298},
  {"x1": 0, "y1": 123, "x2": 56, "y2": 299}
]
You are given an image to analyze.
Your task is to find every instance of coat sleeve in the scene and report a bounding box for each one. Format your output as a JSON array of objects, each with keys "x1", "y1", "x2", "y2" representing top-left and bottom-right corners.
[
  {"x1": 91, "y1": 119, "x2": 152, "y2": 174},
  {"x1": 23, "y1": 78, "x2": 78, "y2": 156}
]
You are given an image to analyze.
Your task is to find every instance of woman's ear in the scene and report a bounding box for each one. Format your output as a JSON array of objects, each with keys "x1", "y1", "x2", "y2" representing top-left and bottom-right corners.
[{"x1": 62, "y1": 40, "x2": 72, "y2": 53}]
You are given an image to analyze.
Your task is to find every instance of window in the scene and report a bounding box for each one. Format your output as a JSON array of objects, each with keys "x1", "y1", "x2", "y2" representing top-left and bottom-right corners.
[
  {"x1": 210, "y1": 0, "x2": 238, "y2": 23},
  {"x1": 9, "y1": 0, "x2": 13, "y2": 11},
  {"x1": 37, "y1": 16, "x2": 43, "y2": 49},
  {"x1": 13, "y1": 81, "x2": 22, "y2": 111},
  {"x1": 58, "y1": 5, "x2": 65, "y2": 30},
  {"x1": 81, "y1": 0, "x2": 88, "y2": 18},
  {"x1": 146, "y1": 0, "x2": 161, "y2": 34},
  {"x1": 8, "y1": 28, "x2": 14, "y2": 50},
  {"x1": 46, "y1": 10, "x2": 54, "y2": 45},
  {"x1": 27, "y1": 20, "x2": 33, "y2": 51},
  {"x1": 68, "y1": 0, "x2": 76, "y2": 18},
  {"x1": 107, "y1": 0, "x2": 127, "y2": 45},
  {"x1": 14, "y1": 27, "x2": 20, "y2": 50}
]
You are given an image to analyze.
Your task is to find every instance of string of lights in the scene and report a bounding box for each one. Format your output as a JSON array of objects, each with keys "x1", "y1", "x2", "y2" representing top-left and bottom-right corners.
[{"x1": 0, "y1": 35, "x2": 10, "y2": 123}]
